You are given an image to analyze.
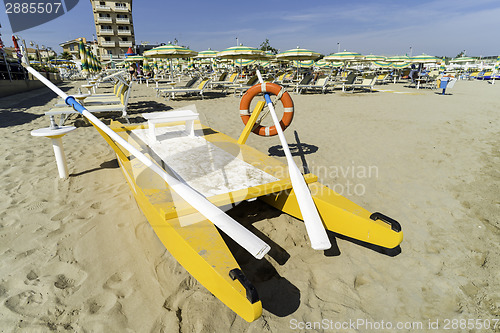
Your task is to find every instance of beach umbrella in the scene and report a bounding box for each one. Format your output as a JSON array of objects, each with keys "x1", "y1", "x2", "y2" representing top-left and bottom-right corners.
[
  {"x1": 144, "y1": 43, "x2": 197, "y2": 58},
  {"x1": 144, "y1": 44, "x2": 197, "y2": 80},
  {"x1": 450, "y1": 56, "x2": 475, "y2": 63},
  {"x1": 386, "y1": 55, "x2": 411, "y2": 63},
  {"x1": 217, "y1": 44, "x2": 265, "y2": 76},
  {"x1": 85, "y1": 47, "x2": 94, "y2": 73},
  {"x1": 439, "y1": 58, "x2": 446, "y2": 73},
  {"x1": 410, "y1": 54, "x2": 438, "y2": 64},
  {"x1": 314, "y1": 60, "x2": 331, "y2": 68},
  {"x1": 324, "y1": 51, "x2": 363, "y2": 62},
  {"x1": 364, "y1": 54, "x2": 386, "y2": 62},
  {"x1": 196, "y1": 48, "x2": 218, "y2": 59},
  {"x1": 276, "y1": 47, "x2": 321, "y2": 77},
  {"x1": 195, "y1": 48, "x2": 218, "y2": 71},
  {"x1": 217, "y1": 45, "x2": 265, "y2": 59},
  {"x1": 234, "y1": 59, "x2": 256, "y2": 67},
  {"x1": 292, "y1": 60, "x2": 314, "y2": 68},
  {"x1": 276, "y1": 47, "x2": 321, "y2": 61},
  {"x1": 78, "y1": 39, "x2": 88, "y2": 76},
  {"x1": 143, "y1": 57, "x2": 151, "y2": 73},
  {"x1": 373, "y1": 61, "x2": 393, "y2": 68},
  {"x1": 124, "y1": 55, "x2": 144, "y2": 62},
  {"x1": 324, "y1": 51, "x2": 364, "y2": 74}
]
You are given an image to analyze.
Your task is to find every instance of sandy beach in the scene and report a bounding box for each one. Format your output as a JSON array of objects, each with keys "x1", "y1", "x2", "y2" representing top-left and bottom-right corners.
[{"x1": 0, "y1": 78, "x2": 499, "y2": 332}]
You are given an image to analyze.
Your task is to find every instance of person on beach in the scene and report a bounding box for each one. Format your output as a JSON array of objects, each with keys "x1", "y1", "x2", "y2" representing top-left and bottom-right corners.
[
  {"x1": 409, "y1": 64, "x2": 419, "y2": 83},
  {"x1": 128, "y1": 63, "x2": 136, "y2": 81}
]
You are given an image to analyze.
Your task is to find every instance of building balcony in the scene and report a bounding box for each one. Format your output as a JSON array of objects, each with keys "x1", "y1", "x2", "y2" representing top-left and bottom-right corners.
[
  {"x1": 117, "y1": 30, "x2": 131, "y2": 36},
  {"x1": 94, "y1": 5, "x2": 111, "y2": 11},
  {"x1": 119, "y1": 41, "x2": 133, "y2": 48},
  {"x1": 115, "y1": 17, "x2": 130, "y2": 24},
  {"x1": 101, "y1": 41, "x2": 116, "y2": 47},
  {"x1": 97, "y1": 17, "x2": 113, "y2": 23},
  {"x1": 114, "y1": 5, "x2": 129, "y2": 12},
  {"x1": 99, "y1": 29, "x2": 115, "y2": 35}
]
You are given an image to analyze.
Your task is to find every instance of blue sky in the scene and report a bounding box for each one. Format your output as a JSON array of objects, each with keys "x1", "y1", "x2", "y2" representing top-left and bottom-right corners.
[{"x1": 1, "y1": 0, "x2": 499, "y2": 57}]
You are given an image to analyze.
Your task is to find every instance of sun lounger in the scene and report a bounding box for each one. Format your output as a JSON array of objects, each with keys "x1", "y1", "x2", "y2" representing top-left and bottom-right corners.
[
  {"x1": 224, "y1": 76, "x2": 259, "y2": 96},
  {"x1": 297, "y1": 76, "x2": 330, "y2": 94},
  {"x1": 159, "y1": 78, "x2": 211, "y2": 100},
  {"x1": 46, "y1": 82, "x2": 133, "y2": 125},
  {"x1": 154, "y1": 77, "x2": 199, "y2": 97},
  {"x1": 332, "y1": 72, "x2": 358, "y2": 91},
  {"x1": 344, "y1": 75, "x2": 377, "y2": 93}
]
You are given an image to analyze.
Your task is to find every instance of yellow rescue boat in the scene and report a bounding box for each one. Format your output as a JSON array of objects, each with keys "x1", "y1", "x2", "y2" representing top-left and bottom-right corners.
[{"x1": 94, "y1": 108, "x2": 403, "y2": 322}]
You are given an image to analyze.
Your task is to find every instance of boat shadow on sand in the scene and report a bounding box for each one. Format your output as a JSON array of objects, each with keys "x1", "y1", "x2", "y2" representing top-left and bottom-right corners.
[{"x1": 222, "y1": 200, "x2": 301, "y2": 318}]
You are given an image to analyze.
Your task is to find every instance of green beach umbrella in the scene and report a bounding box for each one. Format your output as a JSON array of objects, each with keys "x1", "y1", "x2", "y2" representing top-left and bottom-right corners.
[
  {"x1": 373, "y1": 61, "x2": 393, "y2": 68},
  {"x1": 195, "y1": 48, "x2": 218, "y2": 59},
  {"x1": 234, "y1": 59, "x2": 256, "y2": 66},
  {"x1": 364, "y1": 54, "x2": 386, "y2": 62},
  {"x1": 217, "y1": 44, "x2": 265, "y2": 75},
  {"x1": 386, "y1": 55, "x2": 411, "y2": 63},
  {"x1": 292, "y1": 60, "x2": 314, "y2": 68},
  {"x1": 217, "y1": 45, "x2": 264, "y2": 59},
  {"x1": 78, "y1": 39, "x2": 88, "y2": 75},
  {"x1": 410, "y1": 54, "x2": 438, "y2": 64},
  {"x1": 323, "y1": 51, "x2": 363, "y2": 62},
  {"x1": 196, "y1": 48, "x2": 218, "y2": 71},
  {"x1": 85, "y1": 47, "x2": 94, "y2": 72},
  {"x1": 314, "y1": 60, "x2": 331, "y2": 68},
  {"x1": 276, "y1": 47, "x2": 320, "y2": 78},
  {"x1": 439, "y1": 58, "x2": 446, "y2": 72},
  {"x1": 124, "y1": 55, "x2": 144, "y2": 62},
  {"x1": 390, "y1": 62, "x2": 411, "y2": 69},
  {"x1": 275, "y1": 47, "x2": 321, "y2": 61},
  {"x1": 143, "y1": 57, "x2": 150, "y2": 72},
  {"x1": 450, "y1": 56, "x2": 475, "y2": 63},
  {"x1": 144, "y1": 43, "x2": 197, "y2": 58},
  {"x1": 144, "y1": 44, "x2": 197, "y2": 80}
]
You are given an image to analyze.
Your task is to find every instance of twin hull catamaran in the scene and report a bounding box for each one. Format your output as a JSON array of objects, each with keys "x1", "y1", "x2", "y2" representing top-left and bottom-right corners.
[{"x1": 25, "y1": 62, "x2": 403, "y2": 322}]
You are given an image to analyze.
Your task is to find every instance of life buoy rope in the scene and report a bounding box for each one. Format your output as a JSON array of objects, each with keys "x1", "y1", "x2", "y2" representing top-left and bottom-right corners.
[{"x1": 239, "y1": 83, "x2": 294, "y2": 136}]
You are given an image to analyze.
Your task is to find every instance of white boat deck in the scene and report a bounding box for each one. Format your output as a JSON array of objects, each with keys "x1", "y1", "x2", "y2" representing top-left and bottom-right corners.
[{"x1": 131, "y1": 125, "x2": 279, "y2": 198}]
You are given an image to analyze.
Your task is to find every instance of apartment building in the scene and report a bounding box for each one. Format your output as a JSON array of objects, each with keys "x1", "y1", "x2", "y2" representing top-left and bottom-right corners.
[{"x1": 89, "y1": 0, "x2": 135, "y2": 61}]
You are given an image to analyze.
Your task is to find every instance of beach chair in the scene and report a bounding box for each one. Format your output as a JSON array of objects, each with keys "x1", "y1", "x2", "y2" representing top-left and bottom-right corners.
[
  {"x1": 225, "y1": 75, "x2": 259, "y2": 96},
  {"x1": 297, "y1": 76, "x2": 330, "y2": 94},
  {"x1": 53, "y1": 82, "x2": 131, "y2": 107},
  {"x1": 282, "y1": 74, "x2": 314, "y2": 93},
  {"x1": 332, "y1": 72, "x2": 358, "y2": 91},
  {"x1": 344, "y1": 75, "x2": 377, "y2": 93},
  {"x1": 154, "y1": 77, "x2": 199, "y2": 97},
  {"x1": 46, "y1": 82, "x2": 133, "y2": 125},
  {"x1": 159, "y1": 78, "x2": 211, "y2": 100},
  {"x1": 375, "y1": 73, "x2": 390, "y2": 85},
  {"x1": 211, "y1": 73, "x2": 239, "y2": 90}
]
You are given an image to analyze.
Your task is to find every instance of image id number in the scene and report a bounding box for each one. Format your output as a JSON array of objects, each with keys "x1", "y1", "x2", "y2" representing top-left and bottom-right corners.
[{"x1": 5, "y1": 2, "x2": 62, "y2": 14}]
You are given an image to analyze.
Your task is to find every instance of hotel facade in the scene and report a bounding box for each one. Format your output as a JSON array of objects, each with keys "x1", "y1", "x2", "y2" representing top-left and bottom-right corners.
[{"x1": 89, "y1": 0, "x2": 135, "y2": 61}]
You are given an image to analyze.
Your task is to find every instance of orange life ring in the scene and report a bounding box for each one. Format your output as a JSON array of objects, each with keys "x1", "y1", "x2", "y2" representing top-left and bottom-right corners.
[{"x1": 239, "y1": 83, "x2": 294, "y2": 136}]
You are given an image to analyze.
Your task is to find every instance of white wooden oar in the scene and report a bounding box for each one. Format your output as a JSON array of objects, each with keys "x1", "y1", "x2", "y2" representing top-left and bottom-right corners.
[
  {"x1": 255, "y1": 70, "x2": 331, "y2": 250},
  {"x1": 23, "y1": 62, "x2": 270, "y2": 260}
]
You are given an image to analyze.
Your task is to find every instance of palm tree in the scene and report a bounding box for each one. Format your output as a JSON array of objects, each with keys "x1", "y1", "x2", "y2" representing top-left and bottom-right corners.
[{"x1": 60, "y1": 51, "x2": 72, "y2": 60}]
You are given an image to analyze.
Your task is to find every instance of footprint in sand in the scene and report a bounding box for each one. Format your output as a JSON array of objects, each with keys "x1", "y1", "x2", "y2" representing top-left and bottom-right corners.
[
  {"x1": 86, "y1": 292, "x2": 117, "y2": 314},
  {"x1": 50, "y1": 210, "x2": 69, "y2": 222},
  {"x1": 104, "y1": 271, "x2": 134, "y2": 298},
  {"x1": 4, "y1": 290, "x2": 46, "y2": 317}
]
